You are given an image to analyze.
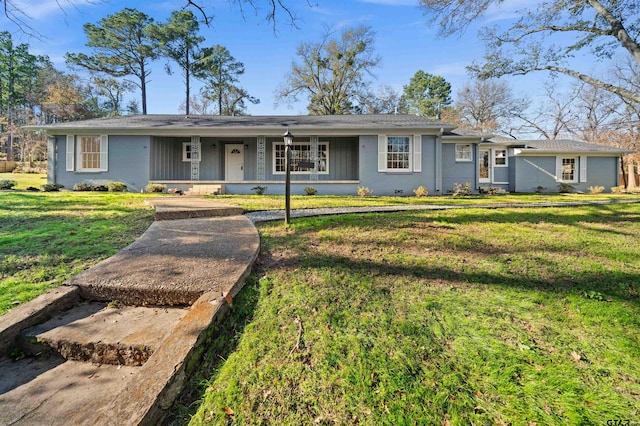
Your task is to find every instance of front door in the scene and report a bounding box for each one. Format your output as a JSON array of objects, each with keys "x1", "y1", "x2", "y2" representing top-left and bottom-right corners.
[
  {"x1": 225, "y1": 144, "x2": 244, "y2": 181},
  {"x1": 479, "y1": 149, "x2": 490, "y2": 183}
]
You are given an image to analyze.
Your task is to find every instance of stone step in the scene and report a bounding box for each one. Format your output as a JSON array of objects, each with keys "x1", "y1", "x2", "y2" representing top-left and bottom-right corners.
[
  {"x1": 67, "y1": 216, "x2": 256, "y2": 306},
  {"x1": 185, "y1": 184, "x2": 225, "y2": 196},
  {"x1": 19, "y1": 302, "x2": 189, "y2": 366}
]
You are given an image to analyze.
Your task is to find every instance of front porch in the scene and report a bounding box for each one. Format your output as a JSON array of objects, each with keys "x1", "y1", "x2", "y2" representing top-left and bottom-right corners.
[
  {"x1": 148, "y1": 180, "x2": 362, "y2": 196},
  {"x1": 149, "y1": 135, "x2": 360, "y2": 195}
]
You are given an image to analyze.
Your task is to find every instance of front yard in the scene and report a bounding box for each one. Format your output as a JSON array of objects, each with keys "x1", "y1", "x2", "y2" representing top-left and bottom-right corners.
[
  {"x1": 1, "y1": 177, "x2": 639, "y2": 424},
  {"x1": 0, "y1": 189, "x2": 156, "y2": 314},
  {"x1": 186, "y1": 204, "x2": 640, "y2": 425}
]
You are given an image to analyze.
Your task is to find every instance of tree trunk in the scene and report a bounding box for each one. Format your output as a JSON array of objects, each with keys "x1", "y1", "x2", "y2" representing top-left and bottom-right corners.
[
  {"x1": 185, "y1": 45, "x2": 190, "y2": 116},
  {"x1": 627, "y1": 158, "x2": 638, "y2": 190}
]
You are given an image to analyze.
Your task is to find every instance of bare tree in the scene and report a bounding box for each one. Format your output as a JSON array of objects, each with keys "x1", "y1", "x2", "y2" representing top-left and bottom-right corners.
[
  {"x1": 355, "y1": 85, "x2": 404, "y2": 114},
  {"x1": 276, "y1": 25, "x2": 380, "y2": 115},
  {"x1": 510, "y1": 82, "x2": 579, "y2": 140},
  {"x1": 419, "y1": 0, "x2": 640, "y2": 105},
  {"x1": 455, "y1": 79, "x2": 526, "y2": 134}
]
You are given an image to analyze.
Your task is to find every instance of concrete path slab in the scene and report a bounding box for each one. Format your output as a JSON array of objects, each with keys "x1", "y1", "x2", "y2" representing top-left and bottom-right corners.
[
  {"x1": 0, "y1": 357, "x2": 139, "y2": 426},
  {"x1": 67, "y1": 215, "x2": 259, "y2": 306},
  {"x1": 22, "y1": 304, "x2": 189, "y2": 366}
]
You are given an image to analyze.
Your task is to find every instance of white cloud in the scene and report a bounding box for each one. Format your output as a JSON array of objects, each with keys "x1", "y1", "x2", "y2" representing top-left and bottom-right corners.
[
  {"x1": 12, "y1": 0, "x2": 65, "y2": 21},
  {"x1": 431, "y1": 61, "x2": 470, "y2": 77},
  {"x1": 12, "y1": 0, "x2": 102, "y2": 21},
  {"x1": 484, "y1": 0, "x2": 538, "y2": 23}
]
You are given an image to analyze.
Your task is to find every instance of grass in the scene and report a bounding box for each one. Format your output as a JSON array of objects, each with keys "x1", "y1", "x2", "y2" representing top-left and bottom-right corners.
[
  {"x1": 209, "y1": 193, "x2": 640, "y2": 211},
  {"x1": 2, "y1": 179, "x2": 639, "y2": 423},
  {"x1": 186, "y1": 204, "x2": 640, "y2": 425},
  {"x1": 0, "y1": 189, "x2": 156, "y2": 314},
  {"x1": 0, "y1": 172, "x2": 48, "y2": 190}
]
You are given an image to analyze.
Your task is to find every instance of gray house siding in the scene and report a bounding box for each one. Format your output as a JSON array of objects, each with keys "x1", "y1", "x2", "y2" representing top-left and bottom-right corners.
[
  {"x1": 262, "y1": 136, "x2": 359, "y2": 181},
  {"x1": 56, "y1": 135, "x2": 150, "y2": 192},
  {"x1": 359, "y1": 135, "x2": 438, "y2": 196},
  {"x1": 513, "y1": 155, "x2": 620, "y2": 193},
  {"x1": 150, "y1": 137, "x2": 191, "y2": 180},
  {"x1": 150, "y1": 136, "x2": 359, "y2": 182},
  {"x1": 492, "y1": 166, "x2": 509, "y2": 185},
  {"x1": 441, "y1": 143, "x2": 478, "y2": 194}
]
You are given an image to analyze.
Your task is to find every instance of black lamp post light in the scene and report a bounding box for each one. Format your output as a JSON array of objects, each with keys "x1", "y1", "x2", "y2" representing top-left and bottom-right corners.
[{"x1": 283, "y1": 129, "x2": 294, "y2": 225}]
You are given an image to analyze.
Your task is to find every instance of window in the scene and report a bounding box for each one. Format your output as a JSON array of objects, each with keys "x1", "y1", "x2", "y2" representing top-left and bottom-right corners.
[
  {"x1": 182, "y1": 142, "x2": 200, "y2": 162},
  {"x1": 386, "y1": 136, "x2": 411, "y2": 170},
  {"x1": 273, "y1": 141, "x2": 329, "y2": 174},
  {"x1": 378, "y1": 134, "x2": 421, "y2": 173},
  {"x1": 561, "y1": 157, "x2": 576, "y2": 182},
  {"x1": 66, "y1": 135, "x2": 108, "y2": 172},
  {"x1": 493, "y1": 149, "x2": 507, "y2": 166},
  {"x1": 455, "y1": 144, "x2": 472, "y2": 162}
]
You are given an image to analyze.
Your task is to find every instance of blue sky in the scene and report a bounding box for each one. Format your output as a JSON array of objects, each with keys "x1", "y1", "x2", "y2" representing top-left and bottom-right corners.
[{"x1": 6, "y1": 0, "x2": 612, "y2": 116}]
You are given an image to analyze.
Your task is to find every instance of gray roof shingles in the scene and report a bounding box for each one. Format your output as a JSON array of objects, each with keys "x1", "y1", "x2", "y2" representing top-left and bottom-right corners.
[
  {"x1": 486, "y1": 137, "x2": 628, "y2": 154},
  {"x1": 34, "y1": 114, "x2": 454, "y2": 131}
]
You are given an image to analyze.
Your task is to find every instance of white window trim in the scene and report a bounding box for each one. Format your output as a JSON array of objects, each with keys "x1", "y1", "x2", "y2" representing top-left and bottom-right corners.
[
  {"x1": 378, "y1": 135, "x2": 421, "y2": 173},
  {"x1": 76, "y1": 135, "x2": 108, "y2": 172},
  {"x1": 182, "y1": 141, "x2": 201, "y2": 162},
  {"x1": 272, "y1": 141, "x2": 330, "y2": 175},
  {"x1": 493, "y1": 148, "x2": 508, "y2": 167},
  {"x1": 556, "y1": 156, "x2": 578, "y2": 183},
  {"x1": 455, "y1": 144, "x2": 473, "y2": 162}
]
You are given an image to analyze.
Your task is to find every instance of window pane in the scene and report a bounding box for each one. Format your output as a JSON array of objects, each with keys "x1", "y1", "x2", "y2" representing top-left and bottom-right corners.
[
  {"x1": 386, "y1": 137, "x2": 410, "y2": 169},
  {"x1": 80, "y1": 136, "x2": 102, "y2": 170},
  {"x1": 456, "y1": 144, "x2": 471, "y2": 161},
  {"x1": 274, "y1": 142, "x2": 329, "y2": 174},
  {"x1": 562, "y1": 158, "x2": 575, "y2": 180}
]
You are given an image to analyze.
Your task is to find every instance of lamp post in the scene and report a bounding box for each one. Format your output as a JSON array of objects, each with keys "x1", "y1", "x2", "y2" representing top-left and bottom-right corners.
[{"x1": 283, "y1": 129, "x2": 294, "y2": 225}]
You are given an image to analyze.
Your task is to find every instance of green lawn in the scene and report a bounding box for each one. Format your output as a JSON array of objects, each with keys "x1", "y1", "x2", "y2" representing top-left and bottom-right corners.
[
  {"x1": 2, "y1": 182, "x2": 639, "y2": 423},
  {"x1": 0, "y1": 190, "x2": 156, "y2": 314},
  {"x1": 186, "y1": 204, "x2": 640, "y2": 425},
  {"x1": 210, "y1": 193, "x2": 640, "y2": 211},
  {"x1": 0, "y1": 172, "x2": 48, "y2": 189}
]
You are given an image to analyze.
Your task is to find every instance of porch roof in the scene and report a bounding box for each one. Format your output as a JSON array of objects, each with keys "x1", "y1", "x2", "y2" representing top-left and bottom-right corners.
[{"x1": 29, "y1": 114, "x2": 456, "y2": 137}]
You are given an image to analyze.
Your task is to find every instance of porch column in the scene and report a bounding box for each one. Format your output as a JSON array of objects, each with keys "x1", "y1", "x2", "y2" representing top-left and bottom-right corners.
[
  {"x1": 257, "y1": 136, "x2": 266, "y2": 180},
  {"x1": 190, "y1": 136, "x2": 201, "y2": 181},
  {"x1": 310, "y1": 136, "x2": 319, "y2": 181}
]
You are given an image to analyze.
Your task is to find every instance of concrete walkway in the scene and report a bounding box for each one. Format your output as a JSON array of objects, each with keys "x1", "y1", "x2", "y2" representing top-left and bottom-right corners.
[{"x1": 0, "y1": 197, "x2": 259, "y2": 426}]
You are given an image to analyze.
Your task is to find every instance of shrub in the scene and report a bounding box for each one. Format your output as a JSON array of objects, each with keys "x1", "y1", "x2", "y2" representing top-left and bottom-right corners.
[
  {"x1": 304, "y1": 186, "x2": 318, "y2": 196},
  {"x1": 588, "y1": 185, "x2": 605, "y2": 195},
  {"x1": 535, "y1": 186, "x2": 546, "y2": 194},
  {"x1": 0, "y1": 179, "x2": 17, "y2": 190},
  {"x1": 557, "y1": 182, "x2": 575, "y2": 193},
  {"x1": 93, "y1": 185, "x2": 108, "y2": 192},
  {"x1": 145, "y1": 183, "x2": 165, "y2": 193},
  {"x1": 26, "y1": 186, "x2": 39, "y2": 191},
  {"x1": 41, "y1": 183, "x2": 63, "y2": 192},
  {"x1": 452, "y1": 182, "x2": 471, "y2": 197},
  {"x1": 413, "y1": 185, "x2": 428, "y2": 197},
  {"x1": 107, "y1": 181, "x2": 128, "y2": 192},
  {"x1": 251, "y1": 185, "x2": 267, "y2": 195},
  {"x1": 611, "y1": 185, "x2": 625, "y2": 194},
  {"x1": 73, "y1": 182, "x2": 93, "y2": 191},
  {"x1": 357, "y1": 186, "x2": 372, "y2": 197}
]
